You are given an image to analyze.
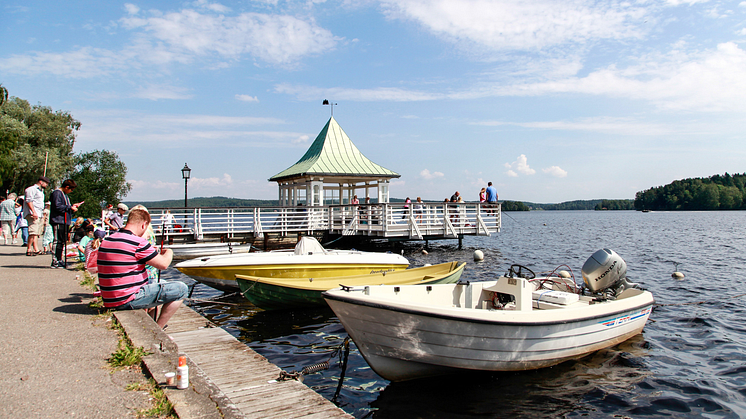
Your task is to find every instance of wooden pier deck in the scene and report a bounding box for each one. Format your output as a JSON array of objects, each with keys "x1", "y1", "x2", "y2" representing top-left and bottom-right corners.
[{"x1": 116, "y1": 306, "x2": 352, "y2": 419}]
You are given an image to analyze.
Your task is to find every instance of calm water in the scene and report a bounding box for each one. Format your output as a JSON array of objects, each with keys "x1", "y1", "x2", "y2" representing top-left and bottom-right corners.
[{"x1": 162, "y1": 210, "x2": 746, "y2": 418}]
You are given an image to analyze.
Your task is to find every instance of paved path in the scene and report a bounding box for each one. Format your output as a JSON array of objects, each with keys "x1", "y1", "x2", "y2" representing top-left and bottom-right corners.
[{"x1": 0, "y1": 244, "x2": 151, "y2": 418}]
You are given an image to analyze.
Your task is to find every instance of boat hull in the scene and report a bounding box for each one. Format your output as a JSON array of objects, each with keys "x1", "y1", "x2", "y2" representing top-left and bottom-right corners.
[
  {"x1": 236, "y1": 262, "x2": 465, "y2": 310},
  {"x1": 324, "y1": 282, "x2": 653, "y2": 382}
]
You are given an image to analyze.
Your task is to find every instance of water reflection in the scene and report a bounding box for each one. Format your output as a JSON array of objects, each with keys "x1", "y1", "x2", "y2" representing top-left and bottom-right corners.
[{"x1": 164, "y1": 211, "x2": 746, "y2": 418}]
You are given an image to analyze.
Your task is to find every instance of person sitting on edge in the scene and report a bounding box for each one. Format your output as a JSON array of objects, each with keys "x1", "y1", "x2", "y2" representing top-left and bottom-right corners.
[{"x1": 97, "y1": 208, "x2": 187, "y2": 328}]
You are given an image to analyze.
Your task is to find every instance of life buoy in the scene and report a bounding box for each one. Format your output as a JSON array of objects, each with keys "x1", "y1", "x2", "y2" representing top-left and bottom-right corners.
[{"x1": 173, "y1": 224, "x2": 183, "y2": 233}]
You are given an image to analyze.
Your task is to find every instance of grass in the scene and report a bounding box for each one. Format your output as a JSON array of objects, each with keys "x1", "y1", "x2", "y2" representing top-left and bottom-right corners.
[
  {"x1": 108, "y1": 318, "x2": 150, "y2": 369},
  {"x1": 108, "y1": 340, "x2": 149, "y2": 368},
  {"x1": 126, "y1": 378, "x2": 176, "y2": 418},
  {"x1": 137, "y1": 379, "x2": 175, "y2": 418}
]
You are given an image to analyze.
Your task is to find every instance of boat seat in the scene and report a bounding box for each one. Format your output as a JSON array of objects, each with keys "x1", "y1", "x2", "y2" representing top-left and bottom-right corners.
[{"x1": 531, "y1": 289, "x2": 579, "y2": 305}]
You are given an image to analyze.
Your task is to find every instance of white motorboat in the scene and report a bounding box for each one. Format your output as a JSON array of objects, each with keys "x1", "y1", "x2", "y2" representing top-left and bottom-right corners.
[
  {"x1": 324, "y1": 249, "x2": 654, "y2": 382},
  {"x1": 175, "y1": 236, "x2": 409, "y2": 291},
  {"x1": 166, "y1": 242, "x2": 252, "y2": 259}
]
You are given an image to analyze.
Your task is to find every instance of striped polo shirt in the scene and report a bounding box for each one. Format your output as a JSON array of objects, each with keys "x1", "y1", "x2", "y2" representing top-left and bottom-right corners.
[{"x1": 97, "y1": 229, "x2": 158, "y2": 308}]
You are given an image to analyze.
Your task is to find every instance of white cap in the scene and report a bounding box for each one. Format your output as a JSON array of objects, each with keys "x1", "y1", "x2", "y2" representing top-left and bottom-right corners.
[{"x1": 117, "y1": 203, "x2": 128, "y2": 211}]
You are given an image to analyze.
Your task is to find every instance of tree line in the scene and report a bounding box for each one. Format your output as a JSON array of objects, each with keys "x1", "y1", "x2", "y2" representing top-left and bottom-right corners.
[
  {"x1": 634, "y1": 173, "x2": 746, "y2": 211},
  {"x1": 0, "y1": 86, "x2": 131, "y2": 219}
]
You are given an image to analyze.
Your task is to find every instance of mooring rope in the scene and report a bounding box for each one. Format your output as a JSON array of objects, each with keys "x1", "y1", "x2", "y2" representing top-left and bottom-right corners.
[{"x1": 276, "y1": 337, "x2": 351, "y2": 385}]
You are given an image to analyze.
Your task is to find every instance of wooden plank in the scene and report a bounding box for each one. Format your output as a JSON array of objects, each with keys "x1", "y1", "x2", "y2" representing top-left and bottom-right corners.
[{"x1": 166, "y1": 306, "x2": 352, "y2": 418}]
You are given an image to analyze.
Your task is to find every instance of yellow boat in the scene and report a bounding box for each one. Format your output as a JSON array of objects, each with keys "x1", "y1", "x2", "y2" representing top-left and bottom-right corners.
[
  {"x1": 175, "y1": 237, "x2": 409, "y2": 291},
  {"x1": 236, "y1": 261, "x2": 466, "y2": 310}
]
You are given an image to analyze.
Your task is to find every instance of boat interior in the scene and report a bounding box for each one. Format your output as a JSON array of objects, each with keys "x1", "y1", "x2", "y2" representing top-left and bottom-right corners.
[{"x1": 344, "y1": 263, "x2": 647, "y2": 312}]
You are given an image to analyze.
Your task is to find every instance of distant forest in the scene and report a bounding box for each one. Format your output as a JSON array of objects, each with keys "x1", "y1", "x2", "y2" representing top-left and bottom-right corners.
[
  {"x1": 128, "y1": 196, "x2": 628, "y2": 211},
  {"x1": 634, "y1": 172, "x2": 746, "y2": 211}
]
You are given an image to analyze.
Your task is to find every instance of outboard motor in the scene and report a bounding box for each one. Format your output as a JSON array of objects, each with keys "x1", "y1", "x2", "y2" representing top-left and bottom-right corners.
[{"x1": 582, "y1": 249, "x2": 638, "y2": 296}]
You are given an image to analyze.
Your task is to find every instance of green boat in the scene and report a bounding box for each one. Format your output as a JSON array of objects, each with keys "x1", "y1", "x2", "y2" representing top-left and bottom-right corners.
[{"x1": 236, "y1": 261, "x2": 466, "y2": 310}]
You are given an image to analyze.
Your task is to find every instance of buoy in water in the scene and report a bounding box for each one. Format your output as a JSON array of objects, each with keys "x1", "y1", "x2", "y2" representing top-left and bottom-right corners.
[
  {"x1": 422, "y1": 249, "x2": 428, "y2": 255},
  {"x1": 473, "y1": 250, "x2": 484, "y2": 261},
  {"x1": 672, "y1": 272, "x2": 685, "y2": 279}
]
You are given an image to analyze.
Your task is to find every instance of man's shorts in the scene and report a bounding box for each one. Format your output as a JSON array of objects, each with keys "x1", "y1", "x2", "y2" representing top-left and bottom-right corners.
[
  {"x1": 118, "y1": 281, "x2": 189, "y2": 310},
  {"x1": 26, "y1": 215, "x2": 45, "y2": 236}
]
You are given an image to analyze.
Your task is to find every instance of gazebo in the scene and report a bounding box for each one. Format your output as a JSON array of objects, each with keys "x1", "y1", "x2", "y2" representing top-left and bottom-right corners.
[{"x1": 270, "y1": 117, "x2": 400, "y2": 207}]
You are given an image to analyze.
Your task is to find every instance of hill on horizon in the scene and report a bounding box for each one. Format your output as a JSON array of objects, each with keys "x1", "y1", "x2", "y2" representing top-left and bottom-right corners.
[{"x1": 124, "y1": 196, "x2": 632, "y2": 210}]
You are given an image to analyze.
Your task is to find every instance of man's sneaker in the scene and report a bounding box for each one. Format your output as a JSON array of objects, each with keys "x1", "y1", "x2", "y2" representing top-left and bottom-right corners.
[{"x1": 51, "y1": 260, "x2": 58, "y2": 269}]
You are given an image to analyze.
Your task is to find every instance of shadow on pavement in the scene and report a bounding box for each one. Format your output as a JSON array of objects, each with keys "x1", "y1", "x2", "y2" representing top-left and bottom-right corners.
[{"x1": 54, "y1": 293, "x2": 103, "y2": 315}]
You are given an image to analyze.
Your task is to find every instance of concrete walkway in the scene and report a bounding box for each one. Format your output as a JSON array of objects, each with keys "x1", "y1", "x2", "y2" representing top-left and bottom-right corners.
[{"x1": 0, "y1": 244, "x2": 153, "y2": 418}]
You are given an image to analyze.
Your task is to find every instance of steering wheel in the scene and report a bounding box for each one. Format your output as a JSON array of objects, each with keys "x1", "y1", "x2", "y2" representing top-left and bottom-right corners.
[{"x1": 507, "y1": 264, "x2": 536, "y2": 279}]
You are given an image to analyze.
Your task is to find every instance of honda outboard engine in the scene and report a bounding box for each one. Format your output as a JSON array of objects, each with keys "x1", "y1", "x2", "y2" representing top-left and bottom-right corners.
[{"x1": 581, "y1": 249, "x2": 638, "y2": 296}]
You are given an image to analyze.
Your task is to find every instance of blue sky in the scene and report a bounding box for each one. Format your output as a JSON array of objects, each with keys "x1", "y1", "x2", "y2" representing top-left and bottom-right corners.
[{"x1": 2, "y1": 0, "x2": 746, "y2": 203}]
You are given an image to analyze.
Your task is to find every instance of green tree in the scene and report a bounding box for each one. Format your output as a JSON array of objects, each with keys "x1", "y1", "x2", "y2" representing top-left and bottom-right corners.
[
  {"x1": 69, "y1": 150, "x2": 132, "y2": 218},
  {"x1": 0, "y1": 96, "x2": 79, "y2": 193}
]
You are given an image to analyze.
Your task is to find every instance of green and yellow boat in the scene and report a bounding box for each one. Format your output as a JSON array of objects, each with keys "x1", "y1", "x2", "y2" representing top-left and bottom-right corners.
[{"x1": 236, "y1": 261, "x2": 466, "y2": 310}]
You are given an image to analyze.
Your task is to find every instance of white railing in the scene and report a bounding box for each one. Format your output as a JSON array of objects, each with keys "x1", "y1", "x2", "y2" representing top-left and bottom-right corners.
[{"x1": 145, "y1": 203, "x2": 500, "y2": 241}]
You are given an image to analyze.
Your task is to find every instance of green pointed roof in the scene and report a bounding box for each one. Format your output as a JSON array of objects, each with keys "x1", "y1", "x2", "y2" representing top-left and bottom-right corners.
[{"x1": 270, "y1": 117, "x2": 400, "y2": 182}]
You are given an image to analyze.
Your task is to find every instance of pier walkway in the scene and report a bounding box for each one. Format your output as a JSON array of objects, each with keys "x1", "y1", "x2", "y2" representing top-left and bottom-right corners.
[
  {"x1": 0, "y1": 244, "x2": 351, "y2": 418},
  {"x1": 148, "y1": 202, "x2": 501, "y2": 244}
]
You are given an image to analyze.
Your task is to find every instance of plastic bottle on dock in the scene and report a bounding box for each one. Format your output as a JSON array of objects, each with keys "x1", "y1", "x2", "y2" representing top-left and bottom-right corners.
[{"x1": 176, "y1": 355, "x2": 189, "y2": 389}]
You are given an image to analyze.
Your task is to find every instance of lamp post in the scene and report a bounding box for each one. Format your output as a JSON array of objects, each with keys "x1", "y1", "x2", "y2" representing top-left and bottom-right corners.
[{"x1": 181, "y1": 163, "x2": 191, "y2": 227}]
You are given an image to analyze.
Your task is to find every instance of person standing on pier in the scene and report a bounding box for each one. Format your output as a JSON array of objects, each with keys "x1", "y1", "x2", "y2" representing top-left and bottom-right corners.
[
  {"x1": 50, "y1": 179, "x2": 82, "y2": 269},
  {"x1": 486, "y1": 182, "x2": 498, "y2": 214},
  {"x1": 97, "y1": 208, "x2": 187, "y2": 328},
  {"x1": 24, "y1": 176, "x2": 49, "y2": 256},
  {"x1": 1, "y1": 193, "x2": 17, "y2": 244}
]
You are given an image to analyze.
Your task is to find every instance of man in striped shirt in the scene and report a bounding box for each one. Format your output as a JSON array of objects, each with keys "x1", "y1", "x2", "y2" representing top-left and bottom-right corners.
[{"x1": 97, "y1": 208, "x2": 187, "y2": 328}]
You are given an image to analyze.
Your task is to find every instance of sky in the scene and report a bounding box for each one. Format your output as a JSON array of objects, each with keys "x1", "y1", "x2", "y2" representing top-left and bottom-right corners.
[{"x1": 2, "y1": 0, "x2": 746, "y2": 204}]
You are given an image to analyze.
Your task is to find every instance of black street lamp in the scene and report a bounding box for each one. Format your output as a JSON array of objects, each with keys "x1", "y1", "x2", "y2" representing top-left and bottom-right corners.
[{"x1": 181, "y1": 163, "x2": 191, "y2": 209}]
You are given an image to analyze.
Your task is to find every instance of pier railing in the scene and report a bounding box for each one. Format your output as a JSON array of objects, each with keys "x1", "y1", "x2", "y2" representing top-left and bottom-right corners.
[{"x1": 147, "y1": 202, "x2": 500, "y2": 241}]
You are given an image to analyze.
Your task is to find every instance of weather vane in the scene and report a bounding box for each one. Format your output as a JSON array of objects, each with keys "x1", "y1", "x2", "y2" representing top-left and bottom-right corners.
[{"x1": 322, "y1": 99, "x2": 337, "y2": 116}]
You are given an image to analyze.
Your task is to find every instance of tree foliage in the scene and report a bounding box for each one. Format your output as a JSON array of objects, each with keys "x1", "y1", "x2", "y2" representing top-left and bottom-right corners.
[
  {"x1": 0, "y1": 95, "x2": 79, "y2": 193},
  {"x1": 634, "y1": 173, "x2": 746, "y2": 211},
  {"x1": 70, "y1": 150, "x2": 132, "y2": 218},
  {"x1": 501, "y1": 200, "x2": 530, "y2": 211},
  {"x1": 594, "y1": 199, "x2": 635, "y2": 210}
]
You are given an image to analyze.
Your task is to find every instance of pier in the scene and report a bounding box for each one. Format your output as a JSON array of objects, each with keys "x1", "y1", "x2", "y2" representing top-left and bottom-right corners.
[
  {"x1": 0, "y1": 244, "x2": 352, "y2": 418},
  {"x1": 149, "y1": 202, "x2": 501, "y2": 247}
]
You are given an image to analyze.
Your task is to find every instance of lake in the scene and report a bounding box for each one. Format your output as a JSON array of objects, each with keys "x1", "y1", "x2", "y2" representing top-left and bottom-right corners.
[{"x1": 162, "y1": 210, "x2": 746, "y2": 418}]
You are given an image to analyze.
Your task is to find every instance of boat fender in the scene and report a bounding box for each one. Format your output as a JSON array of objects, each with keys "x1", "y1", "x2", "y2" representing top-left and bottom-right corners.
[{"x1": 473, "y1": 250, "x2": 484, "y2": 261}]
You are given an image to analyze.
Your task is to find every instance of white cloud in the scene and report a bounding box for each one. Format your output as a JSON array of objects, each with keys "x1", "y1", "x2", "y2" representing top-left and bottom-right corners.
[
  {"x1": 473, "y1": 116, "x2": 675, "y2": 136},
  {"x1": 0, "y1": 6, "x2": 340, "y2": 79},
  {"x1": 274, "y1": 83, "x2": 441, "y2": 102},
  {"x1": 379, "y1": 0, "x2": 649, "y2": 54},
  {"x1": 543, "y1": 166, "x2": 568, "y2": 178},
  {"x1": 236, "y1": 94, "x2": 259, "y2": 102},
  {"x1": 191, "y1": 173, "x2": 233, "y2": 189},
  {"x1": 119, "y1": 9, "x2": 340, "y2": 66},
  {"x1": 465, "y1": 42, "x2": 746, "y2": 112},
  {"x1": 134, "y1": 84, "x2": 193, "y2": 100},
  {"x1": 504, "y1": 154, "x2": 536, "y2": 176},
  {"x1": 420, "y1": 169, "x2": 444, "y2": 180},
  {"x1": 506, "y1": 170, "x2": 518, "y2": 178}
]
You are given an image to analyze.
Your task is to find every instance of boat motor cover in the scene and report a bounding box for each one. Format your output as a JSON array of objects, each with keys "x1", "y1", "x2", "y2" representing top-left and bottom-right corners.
[
  {"x1": 294, "y1": 236, "x2": 327, "y2": 255},
  {"x1": 581, "y1": 249, "x2": 628, "y2": 293}
]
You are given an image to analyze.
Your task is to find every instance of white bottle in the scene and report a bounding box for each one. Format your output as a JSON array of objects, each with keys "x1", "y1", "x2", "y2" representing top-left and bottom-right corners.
[{"x1": 176, "y1": 355, "x2": 189, "y2": 389}]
